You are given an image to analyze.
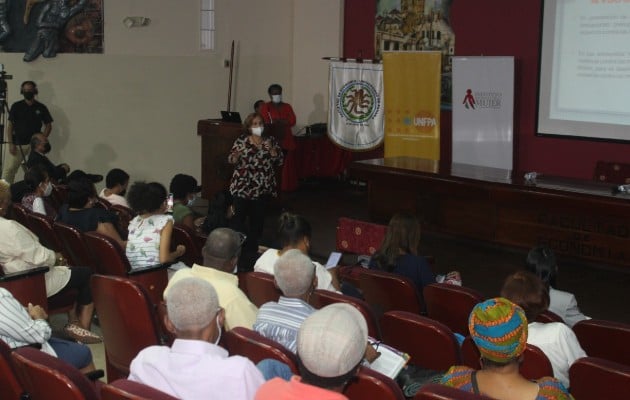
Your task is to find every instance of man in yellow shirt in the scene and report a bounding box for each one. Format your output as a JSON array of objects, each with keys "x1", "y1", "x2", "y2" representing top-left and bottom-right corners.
[{"x1": 164, "y1": 228, "x2": 257, "y2": 330}]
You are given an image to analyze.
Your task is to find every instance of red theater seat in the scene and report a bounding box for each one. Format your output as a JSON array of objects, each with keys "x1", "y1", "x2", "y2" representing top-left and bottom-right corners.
[
  {"x1": 380, "y1": 311, "x2": 460, "y2": 371},
  {"x1": 423, "y1": 283, "x2": 484, "y2": 336},
  {"x1": 222, "y1": 327, "x2": 299, "y2": 374}
]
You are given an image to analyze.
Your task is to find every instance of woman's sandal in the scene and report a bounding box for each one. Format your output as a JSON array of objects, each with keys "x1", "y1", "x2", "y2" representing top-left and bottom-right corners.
[{"x1": 63, "y1": 323, "x2": 102, "y2": 344}]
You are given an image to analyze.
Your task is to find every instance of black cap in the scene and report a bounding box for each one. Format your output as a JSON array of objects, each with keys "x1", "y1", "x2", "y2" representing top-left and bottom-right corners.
[
  {"x1": 66, "y1": 169, "x2": 103, "y2": 184},
  {"x1": 169, "y1": 174, "x2": 201, "y2": 198}
]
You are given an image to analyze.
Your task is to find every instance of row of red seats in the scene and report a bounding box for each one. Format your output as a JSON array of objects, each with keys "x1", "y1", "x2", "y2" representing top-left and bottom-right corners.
[{"x1": 1, "y1": 339, "x2": 178, "y2": 400}]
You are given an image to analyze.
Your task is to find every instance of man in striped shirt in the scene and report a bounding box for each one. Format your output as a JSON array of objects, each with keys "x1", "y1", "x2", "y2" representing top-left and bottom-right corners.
[
  {"x1": 253, "y1": 249, "x2": 317, "y2": 353},
  {"x1": 0, "y1": 287, "x2": 94, "y2": 372}
]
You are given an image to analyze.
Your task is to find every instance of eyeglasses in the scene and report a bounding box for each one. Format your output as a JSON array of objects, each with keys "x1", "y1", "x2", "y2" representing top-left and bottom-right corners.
[
  {"x1": 236, "y1": 231, "x2": 247, "y2": 246},
  {"x1": 231, "y1": 231, "x2": 247, "y2": 258}
]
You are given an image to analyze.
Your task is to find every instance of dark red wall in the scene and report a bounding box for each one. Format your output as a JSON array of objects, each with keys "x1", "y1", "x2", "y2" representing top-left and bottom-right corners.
[{"x1": 344, "y1": 0, "x2": 630, "y2": 178}]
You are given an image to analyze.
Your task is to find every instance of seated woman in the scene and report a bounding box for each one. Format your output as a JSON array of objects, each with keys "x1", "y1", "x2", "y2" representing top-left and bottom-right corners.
[
  {"x1": 441, "y1": 297, "x2": 572, "y2": 399},
  {"x1": 21, "y1": 165, "x2": 56, "y2": 217},
  {"x1": 0, "y1": 287, "x2": 95, "y2": 372},
  {"x1": 0, "y1": 179, "x2": 101, "y2": 343},
  {"x1": 57, "y1": 178, "x2": 126, "y2": 249},
  {"x1": 369, "y1": 213, "x2": 436, "y2": 293},
  {"x1": 125, "y1": 181, "x2": 185, "y2": 270},
  {"x1": 169, "y1": 173, "x2": 203, "y2": 230},
  {"x1": 501, "y1": 271, "x2": 587, "y2": 389},
  {"x1": 254, "y1": 212, "x2": 340, "y2": 292},
  {"x1": 526, "y1": 246, "x2": 590, "y2": 327}
]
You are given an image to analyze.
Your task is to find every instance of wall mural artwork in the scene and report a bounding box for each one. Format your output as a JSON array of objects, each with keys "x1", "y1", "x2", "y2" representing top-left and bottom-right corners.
[
  {"x1": 0, "y1": 0, "x2": 103, "y2": 62},
  {"x1": 375, "y1": 0, "x2": 454, "y2": 108}
]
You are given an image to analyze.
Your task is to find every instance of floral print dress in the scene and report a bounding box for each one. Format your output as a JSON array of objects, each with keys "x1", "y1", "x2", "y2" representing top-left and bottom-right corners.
[{"x1": 126, "y1": 214, "x2": 172, "y2": 269}]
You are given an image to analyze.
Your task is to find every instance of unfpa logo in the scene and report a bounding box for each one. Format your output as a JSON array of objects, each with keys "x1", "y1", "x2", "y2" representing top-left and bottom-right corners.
[{"x1": 404, "y1": 111, "x2": 438, "y2": 132}]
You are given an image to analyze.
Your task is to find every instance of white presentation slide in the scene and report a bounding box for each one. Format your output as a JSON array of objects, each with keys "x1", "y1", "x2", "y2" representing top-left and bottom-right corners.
[{"x1": 538, "y1": 0, "x2": 630, "y2": 141}]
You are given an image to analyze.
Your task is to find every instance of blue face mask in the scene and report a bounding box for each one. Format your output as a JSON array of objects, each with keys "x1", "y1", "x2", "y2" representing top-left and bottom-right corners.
[{"x1": 187, "y1": 194, "x2": 196, "y2": 207}]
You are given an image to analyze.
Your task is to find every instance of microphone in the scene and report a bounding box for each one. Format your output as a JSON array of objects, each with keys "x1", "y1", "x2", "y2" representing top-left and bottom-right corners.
[
  {"x1": 612, "y1": 184, "x2": 630, "y2": 195},
  {"x1": 524, "y1": 172, "x2": 538, "y2": 184}
]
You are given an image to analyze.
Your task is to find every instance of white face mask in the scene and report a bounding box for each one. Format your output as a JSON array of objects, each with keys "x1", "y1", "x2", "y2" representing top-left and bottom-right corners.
[
  {"x1": 187, "y1": 194, "x2": 196, "y2": 207},
  {"x1": 214, "y1": 316, "x2": 222, "y2": 345},
  {"x1": 43, "y1": 182, "x2": 52, "y2": 197},
  {"x1": 251, "y1": 126, "x2": 264, "y2": 136},
  {"x1": 271, "y1": 94, "x2": 282, "y2": 103}
]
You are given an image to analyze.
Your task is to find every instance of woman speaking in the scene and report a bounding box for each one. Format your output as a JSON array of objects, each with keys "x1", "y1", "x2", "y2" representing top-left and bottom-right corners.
[{"x1": 228, "y1": 113, "x2": 283, "y2": 267}]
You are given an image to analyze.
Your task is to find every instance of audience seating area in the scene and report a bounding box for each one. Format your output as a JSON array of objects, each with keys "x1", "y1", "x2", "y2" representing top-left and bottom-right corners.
[{"x1": 4, "y1": 204, "x2": 630, "y2": 399}]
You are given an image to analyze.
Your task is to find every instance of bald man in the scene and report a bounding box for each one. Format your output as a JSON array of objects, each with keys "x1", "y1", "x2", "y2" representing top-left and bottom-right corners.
[{"x1": 130, "y1": 277, "x2": 264, "y2": 399}]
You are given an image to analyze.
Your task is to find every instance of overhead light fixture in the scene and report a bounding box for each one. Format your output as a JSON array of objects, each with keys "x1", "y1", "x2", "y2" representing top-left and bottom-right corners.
[{"x1": 123, "y1": 16, "x2": 151, "y2": 28}]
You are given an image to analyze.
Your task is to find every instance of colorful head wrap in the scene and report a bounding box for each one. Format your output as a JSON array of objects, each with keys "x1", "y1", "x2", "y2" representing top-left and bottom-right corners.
[{"x1": 469, "y1": 297, "x2": 528, "y2": 363}]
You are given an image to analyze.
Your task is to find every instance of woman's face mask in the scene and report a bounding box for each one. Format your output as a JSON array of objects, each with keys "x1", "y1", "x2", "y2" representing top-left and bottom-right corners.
[
  {"x1": 42, "y1": 181, "x2": 53, "y2": 197},
  {"x1": 251, "y1": 126, "x2": 264, "y2": 136},
  {"x1": 271, "y1": 94, "x2": 282, "y2": 103}
]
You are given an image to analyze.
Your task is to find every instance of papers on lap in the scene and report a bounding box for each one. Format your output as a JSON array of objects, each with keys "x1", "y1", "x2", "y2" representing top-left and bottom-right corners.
[{"x1": 368, "y1": 340, "x2": 410, "y2": 379}]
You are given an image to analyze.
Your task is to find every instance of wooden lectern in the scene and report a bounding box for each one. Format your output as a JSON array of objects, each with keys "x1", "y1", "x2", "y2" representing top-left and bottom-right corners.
[{"x1": 197, "y1": 119, "x2": 283, "y2": 199}]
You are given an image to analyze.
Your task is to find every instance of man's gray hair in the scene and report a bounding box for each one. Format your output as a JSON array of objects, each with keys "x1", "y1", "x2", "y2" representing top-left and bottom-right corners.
[
  {"x1": 30, "y1": 133, "x2": 44, "y2": 149},
  {"x1": 165, "y1": 277, "x2": 219, "y2": 331},
  {"x1": 274, "y1": 249, "x2": 316, "y2": 297},
  {"x1": 202, "y1": 228, "x2": 241, "y2": 265}
]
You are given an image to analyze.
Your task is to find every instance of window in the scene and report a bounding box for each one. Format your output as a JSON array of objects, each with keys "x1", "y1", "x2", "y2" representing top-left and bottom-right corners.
[{"x1": 200, "y1": 0, "x2": 215, "y2": 50}]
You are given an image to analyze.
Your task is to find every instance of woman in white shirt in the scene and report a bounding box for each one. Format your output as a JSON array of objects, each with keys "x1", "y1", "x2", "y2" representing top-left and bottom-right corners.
[
  {"x1": 526, "y1": 246, "x2": 590, "y2": 327},
  {"x1": 501, "y1": 271, "x2": 587, "y2": 389},
  {"x1": 254, "y1": 212, "x2": 340, "y2": 292}
]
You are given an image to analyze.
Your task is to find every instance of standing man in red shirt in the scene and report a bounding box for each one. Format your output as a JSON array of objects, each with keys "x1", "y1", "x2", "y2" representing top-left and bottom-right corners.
[{"x1": 260, "y1": 84, "x2": 298, "y2": 192}]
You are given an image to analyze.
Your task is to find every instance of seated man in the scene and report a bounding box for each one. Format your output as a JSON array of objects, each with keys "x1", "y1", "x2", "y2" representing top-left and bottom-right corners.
[
  {"x1": 0, "y1": 287, "x2": 95, "y2": 372},
  {"x1": 253, "y1": 249, "x2": 317, "y2": 353},
  {"x1": 26, "y1": 133, "x2": 70, "y2": 183},
  {"x1": 165, "y1": 227, "x2": 258, "y2": 330},
  {"x1": 256, "y1": 303, "x2": 367, "y2": 400},
  {"x1": 99, "y1": 168, "x2": 129, "y2": 207},
  {"x1": 129, "y1": 277, "x2": 265, "y2": 399}
]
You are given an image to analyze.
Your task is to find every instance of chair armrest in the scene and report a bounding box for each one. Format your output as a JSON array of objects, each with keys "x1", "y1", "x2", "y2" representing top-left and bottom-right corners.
[
  {"x1": 127, "y1": 262, "x2": 173, "y2": 276},
  {"x1": 0, "y1": 266, "x2": 50, "y2": 282}
]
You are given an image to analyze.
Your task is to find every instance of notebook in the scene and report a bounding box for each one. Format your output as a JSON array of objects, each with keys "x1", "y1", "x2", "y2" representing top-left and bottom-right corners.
[{"x1": 368, "y1": 340, "x2": 410, "y2": 379}]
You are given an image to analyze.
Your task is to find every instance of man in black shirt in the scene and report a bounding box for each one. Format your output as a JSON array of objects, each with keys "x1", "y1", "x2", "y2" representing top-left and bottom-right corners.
[
  {"x1": 2, "y1": 81, "x2": 53, "y2": 183},
  {"x1": 26, "y1": 133, "x2": 69, "y2": 183}
]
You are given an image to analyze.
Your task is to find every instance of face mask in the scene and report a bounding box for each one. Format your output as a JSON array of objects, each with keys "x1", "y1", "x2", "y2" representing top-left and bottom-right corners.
[
  {"x1": 187, "y1": 194, "x2": 196, "y2": 207},
  {"x1": 271, "y1": 94, "x2": 282, "y2": 103},
  {"x1": 43, "y1": 182, "x2": 52, "y2": 197},
  {"x1": 43, "y1": 142, "x2": 51, "y2": 154},
  {"x1": 23, "y1": 92, "x2": 35, "y2": 101},
  {"x1": 251, "y1": 126, "x2": 263, "y2": 136},
  {"x1": 119, "y1": 189, "x2": 127, "y2": 197},
  {"x1": 214, "y1": 316, "x2": 222, "y2": 345}
]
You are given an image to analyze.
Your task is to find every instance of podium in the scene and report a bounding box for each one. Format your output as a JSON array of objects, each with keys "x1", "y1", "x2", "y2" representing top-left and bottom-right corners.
[{"x1": 197, "y1": 119, "x2": 283, "y2": 199}]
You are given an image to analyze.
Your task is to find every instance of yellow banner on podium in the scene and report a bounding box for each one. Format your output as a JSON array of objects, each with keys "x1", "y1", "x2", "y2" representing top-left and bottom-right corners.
[{"x1": 383, "y1": 52, "x2": 441, "y2": 159}]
